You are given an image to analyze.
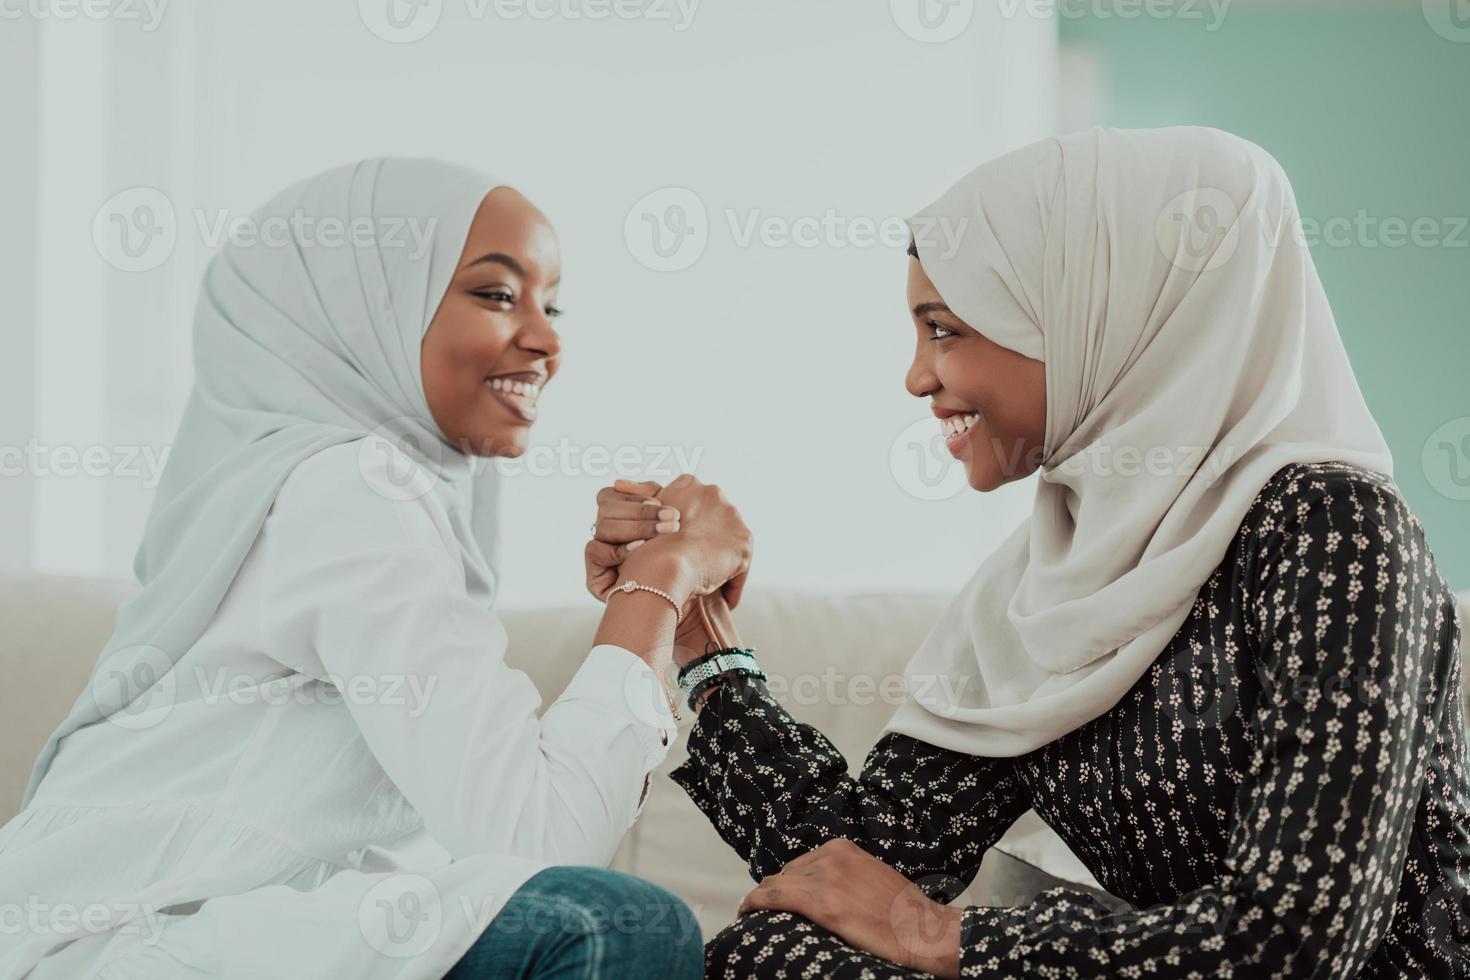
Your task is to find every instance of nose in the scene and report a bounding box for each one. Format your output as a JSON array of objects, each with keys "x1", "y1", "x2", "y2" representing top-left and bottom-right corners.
[
  {"x1": 905, "y1": 340, "x2": 938, "y2": 399},
  {"x1": 517, "y1": 309, "x2": 561, "y2": 359}
]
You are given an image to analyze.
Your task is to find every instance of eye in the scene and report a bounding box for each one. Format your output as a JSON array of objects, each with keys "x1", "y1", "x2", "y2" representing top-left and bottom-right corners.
[
  {"x1": 926, "y1": 320, "x2": 957, "y2": 342},
  {"x1": 546, "y1": 305, "x2": 564, "y2": 320},
  {"x1": 471, "y1": 288, "x2": 514, "y2": 305}
]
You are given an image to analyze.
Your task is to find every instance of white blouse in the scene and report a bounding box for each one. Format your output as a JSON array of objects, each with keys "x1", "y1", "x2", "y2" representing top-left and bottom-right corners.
[{"x1": 0, "y1": 442, "x2": 678, "y2": 980}]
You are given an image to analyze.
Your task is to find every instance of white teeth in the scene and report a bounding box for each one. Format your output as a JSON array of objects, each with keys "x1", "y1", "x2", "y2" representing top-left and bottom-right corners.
[
  {"x1": 941, "y1": 412, "x2": 982, "y2": 439},
  {"x1": 486, "y1": 377, "x2": 542, "y2": 403}
]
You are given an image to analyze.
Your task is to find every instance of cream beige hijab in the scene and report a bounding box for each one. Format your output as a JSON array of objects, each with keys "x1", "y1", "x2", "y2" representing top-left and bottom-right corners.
[{"x1": 885, "y1": 126, "x2": 1394, "y2": 757}]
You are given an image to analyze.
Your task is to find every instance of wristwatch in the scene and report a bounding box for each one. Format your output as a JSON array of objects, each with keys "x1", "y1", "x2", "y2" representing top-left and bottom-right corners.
[{"x1": 676, "y1": 648, "x2": 763, "y2": 711}]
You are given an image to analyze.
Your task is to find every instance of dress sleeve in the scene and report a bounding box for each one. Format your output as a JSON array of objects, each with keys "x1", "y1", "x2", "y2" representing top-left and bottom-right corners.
[
  {"x1": 670, "y1": 672, "x2": 1031, "y2": 895},
  {"x1": 953, "y1": 473, "x2": 1463, "y2": 978},
  {"x1": 258, "y1": 444, "x2": 677, "y2": 866}
]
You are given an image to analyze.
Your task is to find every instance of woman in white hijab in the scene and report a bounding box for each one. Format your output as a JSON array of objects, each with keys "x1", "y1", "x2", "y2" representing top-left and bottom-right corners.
[
  {"x1": 592, "y1": 127, "x2": 1469, "y2": 977},
  {"x1": 0, "y1": 158, "x2": 752, "y2": 979}
]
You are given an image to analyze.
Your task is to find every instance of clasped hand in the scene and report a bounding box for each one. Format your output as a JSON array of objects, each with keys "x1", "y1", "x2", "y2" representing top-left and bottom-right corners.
[{"x1": 584, "y1": 474, "x2": 752, "y2": 655}]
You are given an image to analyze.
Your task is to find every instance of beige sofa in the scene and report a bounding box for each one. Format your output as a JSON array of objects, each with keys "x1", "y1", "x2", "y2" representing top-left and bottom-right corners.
[{"x1": 2, "y1": 573, "x2": 1466, "y2": 943}]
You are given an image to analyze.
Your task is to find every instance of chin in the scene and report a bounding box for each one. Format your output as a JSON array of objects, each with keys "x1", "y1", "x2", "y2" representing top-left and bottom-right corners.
[
  {"x1": 483, "y1": 429, "x2": 531, "y2": 458},
  {"x1": 964, "y1": 452, "x2": 1024, "y2": 492},
  {"x1": 965, "y1": 465, "x2": 1003, "y2": 493},
  {"x1": 448, "y1": 423, "x2": 531, "y2": 459}
]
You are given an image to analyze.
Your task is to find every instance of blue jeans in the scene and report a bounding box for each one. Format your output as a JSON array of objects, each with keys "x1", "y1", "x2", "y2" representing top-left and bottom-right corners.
[{"x1": 443, "y1": 866, "x2": 704, "y2": 979}]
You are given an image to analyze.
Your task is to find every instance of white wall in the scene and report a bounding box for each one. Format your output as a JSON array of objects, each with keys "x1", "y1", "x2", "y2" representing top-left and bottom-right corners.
[
  {"x1": 0, "y1": 12, "x2": 41, "y2": 573},
  {"x1": 18, "y1": 0, "x2": 1057, "y2": 607}
]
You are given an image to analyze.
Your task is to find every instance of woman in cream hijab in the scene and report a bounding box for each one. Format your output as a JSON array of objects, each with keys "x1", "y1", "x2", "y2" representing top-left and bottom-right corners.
[
  {"x1": 0, "y1": 158, "x2": 754, "y2": 979},
  {"x1": 594, "y1": 126, "x2": 1469, "y2": 977}
]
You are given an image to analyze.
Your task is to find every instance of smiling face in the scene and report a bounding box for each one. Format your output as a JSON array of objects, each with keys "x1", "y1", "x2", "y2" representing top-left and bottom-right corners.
[
  {"x1": 421, "y1": 186, "x2": 562, "y2": 459},
  {"x1": 904, "y1": 254, "x2": 1047, "y2": 491}
]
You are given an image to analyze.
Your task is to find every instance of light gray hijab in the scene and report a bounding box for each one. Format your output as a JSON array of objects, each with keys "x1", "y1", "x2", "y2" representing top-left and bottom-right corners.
[
  {"x1": 23, "y1": 157, "x2": 505, "y2": 806},
  {"x1": 886, "y1": 127, "x2": 1394, "y2": 757}
]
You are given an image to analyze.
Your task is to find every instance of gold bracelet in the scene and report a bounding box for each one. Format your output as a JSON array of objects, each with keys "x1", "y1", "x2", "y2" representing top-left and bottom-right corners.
[{"x1": 609, "y1": 579, "x2": 683, "y2": 626}]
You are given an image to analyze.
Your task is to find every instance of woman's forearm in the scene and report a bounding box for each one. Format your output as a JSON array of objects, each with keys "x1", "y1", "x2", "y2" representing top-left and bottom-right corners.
[
  {"x1": 593, "y1": 551, "x2": 698, "y2": 674},
  {"x1": 673, "y1": 677, "x2": 1029, "y2": 884}
]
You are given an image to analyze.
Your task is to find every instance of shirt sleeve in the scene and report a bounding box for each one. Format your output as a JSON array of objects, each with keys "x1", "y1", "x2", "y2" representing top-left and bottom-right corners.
[
  {"x1": 671, "y1": 673, "x2": 1031, "y2": 896},
  {"x1": 257, "y1": 444, "x2": 677, "y2": 866},
  {"x1": 953, "y1": 472, "x2": 1463, "y2": 977}
]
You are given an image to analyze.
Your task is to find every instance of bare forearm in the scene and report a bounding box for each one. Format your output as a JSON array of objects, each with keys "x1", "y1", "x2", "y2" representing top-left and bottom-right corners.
[{"x1": 593, "y1": 553, "x2": 699, "y2": 666}]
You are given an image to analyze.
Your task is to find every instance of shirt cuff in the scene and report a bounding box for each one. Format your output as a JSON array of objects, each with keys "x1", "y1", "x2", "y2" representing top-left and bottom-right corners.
[{"x1": 561, "y1": 644, "x2": 679, "y2": 771}]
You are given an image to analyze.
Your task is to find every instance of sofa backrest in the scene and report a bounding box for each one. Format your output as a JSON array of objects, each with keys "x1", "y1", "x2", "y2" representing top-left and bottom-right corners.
[{"x1": 3, "y1": 572, "x2": 1467, "y2": 938}]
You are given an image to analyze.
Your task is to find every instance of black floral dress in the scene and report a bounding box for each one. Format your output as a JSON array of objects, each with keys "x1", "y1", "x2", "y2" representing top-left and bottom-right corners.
[{"x1": 672, "y1": 462, "x2": 1470, "y2": 978}]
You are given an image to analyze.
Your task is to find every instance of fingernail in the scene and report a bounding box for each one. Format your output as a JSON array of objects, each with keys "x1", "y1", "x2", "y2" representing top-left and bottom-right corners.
[
  {"x1": 642, "y1": 499, "x2": 662, "y2": 508},
  {"x1": 626, "y1": 539, "x2": 645, "y2": 551},
  {"x1": 655, "y1": 521, "x2": 678, "y2": 533},
  {"x1": 657, "y1": 508, "x2": 678, "y2": 521}
]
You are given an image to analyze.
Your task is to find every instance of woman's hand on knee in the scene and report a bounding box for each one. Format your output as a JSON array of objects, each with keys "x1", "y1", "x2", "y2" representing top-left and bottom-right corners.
[{"x1": 737, "y1": 838, "x2": 964, "y2": 979}]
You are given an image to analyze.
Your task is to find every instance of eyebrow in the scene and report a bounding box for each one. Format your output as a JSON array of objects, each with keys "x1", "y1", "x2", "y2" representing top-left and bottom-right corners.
[
  {"x1": 465, "y1": 252, "x2": 526, "y2": 277},
  {"x1": 464, "y1": 251, "x2": 561, "y2": 289},
  {"x1": 911, "y1": 301, "x2": 953, "y2": 318}
]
